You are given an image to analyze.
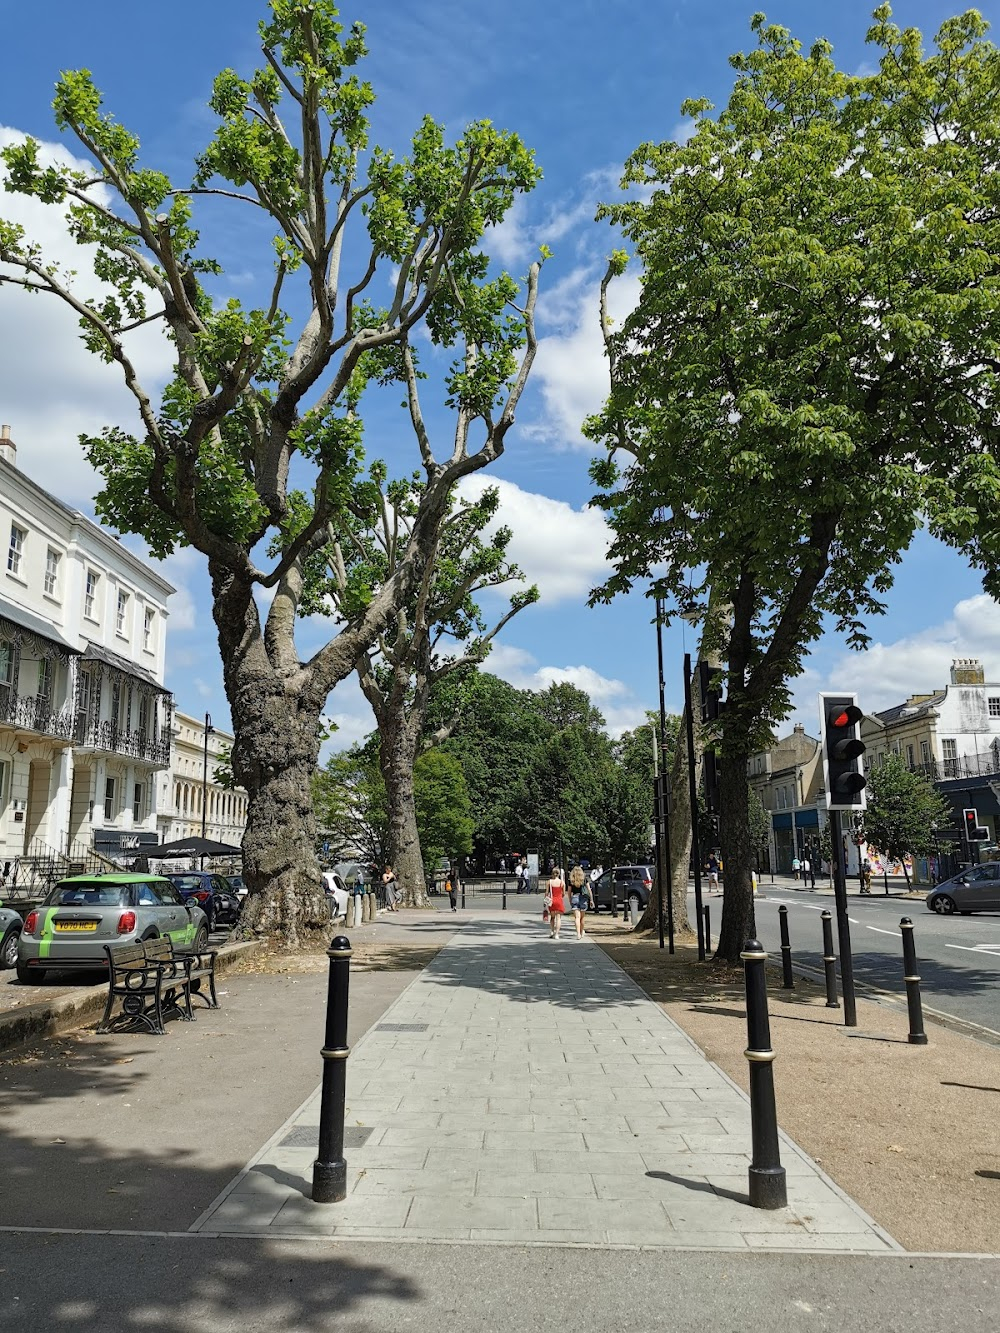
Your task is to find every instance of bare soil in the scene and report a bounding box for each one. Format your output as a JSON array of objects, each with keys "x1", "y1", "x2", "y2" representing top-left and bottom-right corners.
[{"x1": 589, "y1": 915, "x2": 1000, "y2": 1253}]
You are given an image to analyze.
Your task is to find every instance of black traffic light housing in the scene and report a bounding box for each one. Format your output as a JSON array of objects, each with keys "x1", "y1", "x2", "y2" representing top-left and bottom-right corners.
[
  {"x1": 964, "y1": 808, "x2": 989, "y2": 842},
  {"x1": 819, "y1": 693, "x2": 867, "y2": 811}
]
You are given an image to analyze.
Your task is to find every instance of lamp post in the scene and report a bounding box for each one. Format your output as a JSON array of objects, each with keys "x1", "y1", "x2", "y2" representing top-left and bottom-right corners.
[{"x1": 201, "y1": 712, "x2": 213, "y2": 868}]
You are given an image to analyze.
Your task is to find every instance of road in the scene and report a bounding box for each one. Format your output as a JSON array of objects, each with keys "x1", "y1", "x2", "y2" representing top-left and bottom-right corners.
[{"x1": 699, "y1": 880, "x2": 1000, "y2": 1039}]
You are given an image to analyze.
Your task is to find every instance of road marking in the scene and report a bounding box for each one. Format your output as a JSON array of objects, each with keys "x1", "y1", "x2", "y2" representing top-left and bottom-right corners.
[
  {"x1": 865, "y1": 926, "x2": 898, "y2": 936},
  {"x1": 945, "y1": 943, "x2": 1000, "y2": 957}
]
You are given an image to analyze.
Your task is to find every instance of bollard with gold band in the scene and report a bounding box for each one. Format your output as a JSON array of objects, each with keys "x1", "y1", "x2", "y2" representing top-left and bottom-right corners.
[
  {"x1": 741, "y1": 938, "x2": 788, "y2": 1210},
  {"x1": 821, "y1": 910, "x2": 839, "y2": 1009},
  {"x1": 312, "y1": 935, "x2": 352, "y2": 1203},
  {"x1": 778, "y1": 905, "x2": 795, "y2": 990},
  {"x1": 899, "y1": 918, "x2": 928, "y2": 1046}
]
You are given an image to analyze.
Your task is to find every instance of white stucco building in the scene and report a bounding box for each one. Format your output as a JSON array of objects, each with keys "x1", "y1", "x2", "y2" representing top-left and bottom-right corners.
[
  {"x1": 156, "y1": 710, "x2": 248, "y2": 847},
  {"x1": 0, "y1": 424, "x2": 175, "y2": 880}
]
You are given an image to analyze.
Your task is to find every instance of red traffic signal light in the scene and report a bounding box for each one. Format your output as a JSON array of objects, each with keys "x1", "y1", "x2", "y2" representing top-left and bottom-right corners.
[
  {"x1": 819, "y1": 693, "x2": 867, "y2": 810},
  {"x1": 964, "y1": 808, "x2": 989, "y2": 842}
]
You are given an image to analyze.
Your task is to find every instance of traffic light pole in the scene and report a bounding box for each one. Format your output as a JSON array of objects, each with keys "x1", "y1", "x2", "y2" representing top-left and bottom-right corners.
[{"x1": 829, "y1": 809, "x2": 858, "y2": 1027}]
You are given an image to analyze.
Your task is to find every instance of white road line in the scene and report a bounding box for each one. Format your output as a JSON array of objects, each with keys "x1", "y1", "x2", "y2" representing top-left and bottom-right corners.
[
  {"x1": 866, "y1": 926, "x2": 899, "y2": 936},
  {"x1": 945, "y1": 943, "x2": 1000, "y2": 957}
]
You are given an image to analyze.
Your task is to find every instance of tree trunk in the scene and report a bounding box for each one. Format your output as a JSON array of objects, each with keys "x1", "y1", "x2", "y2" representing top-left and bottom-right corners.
[
  {"x1": 379, "y1": 714, "x2": 431, "y2": 907},
  {"x1": 211, "y1": 566, "x2": 328, "y2": 944},
  {"x1": 636, "y1": 709, "x2": 693, "y2": 937},
  {"x1": 715, "y1": 749, "x2": 754, "y2": 964}
]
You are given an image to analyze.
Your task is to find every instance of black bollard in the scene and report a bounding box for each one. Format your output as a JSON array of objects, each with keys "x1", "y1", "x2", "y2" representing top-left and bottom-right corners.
[
  {"x1": 312, "y1": 935, "x2": 352, "y2": 1203},
  {"x1": 821, "y1": 911, "x2": 839, "y2": 1009},
  {"x1": 899, "y1": 918, "x2": 928, "y2": 1046},
  {"x1": 461, "y1": 879, "x2": 466, "y2": 910},
  {"x1": 778, "y1": 905, "x2": 795, "y2": 990},
  {"x1": 502, "y1": 880, "x2": 507, "y2": 911},
  {"x1": 741, "y1": 939, "x2": 788, "y2": 1209},
  {"x1": 703, "y1": 903, "x2": 711, "y2": 954},
  {"x1": 611, "y1": 882, "x2": 618, "y2": 920}
]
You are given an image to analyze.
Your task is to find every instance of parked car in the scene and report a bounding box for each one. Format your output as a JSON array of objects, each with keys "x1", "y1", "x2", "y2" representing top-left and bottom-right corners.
[
  {"x1": 321, "y1": 871, "x2": 349, "y2": 919},
  {"x1": 166, "y1": 872, "x2": 242, "y2": 928},
  {"x1": 16, "y1": 874, "x2": 209, "y2": 984},
  {"x1": 591, "y1": 865, "x2": 655, "y2": 915},
  {"x1": 0, "y1": 906, "x2": 22, "y2": 970},
  {"x1": 225, "y1": 874, "x2": 247, "y2": 898},
  {"x1": 926, "y1": 864, "x2": 1000, "y2": 914}
]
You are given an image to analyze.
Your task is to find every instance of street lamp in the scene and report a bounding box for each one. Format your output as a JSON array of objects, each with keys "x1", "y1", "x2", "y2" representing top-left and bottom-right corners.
[{"x1": 201, "y1": 712, "x2": 213, "y2": 867}]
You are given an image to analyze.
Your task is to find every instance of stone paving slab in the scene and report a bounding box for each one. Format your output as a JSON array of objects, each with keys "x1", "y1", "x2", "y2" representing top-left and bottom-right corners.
[{"x1": 191, "y1": 914, "x2": 900, "y2": 1252}]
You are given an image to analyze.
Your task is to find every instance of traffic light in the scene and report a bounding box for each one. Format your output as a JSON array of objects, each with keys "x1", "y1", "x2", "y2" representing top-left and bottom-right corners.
[
  {"x1": 964, "y1": 808, "x2": 989, "y2": 842},
  {"x1": 819, "y1": 693, "x2": 867, "y2": 810},
  {"x1": 698, "y1": 659, "x2": 723, "y2": 722}
]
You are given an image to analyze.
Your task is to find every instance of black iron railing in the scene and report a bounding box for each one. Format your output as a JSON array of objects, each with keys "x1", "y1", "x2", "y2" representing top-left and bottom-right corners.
[{"x1": 0, "y1": 687, "x2": 75, "y2": 741}]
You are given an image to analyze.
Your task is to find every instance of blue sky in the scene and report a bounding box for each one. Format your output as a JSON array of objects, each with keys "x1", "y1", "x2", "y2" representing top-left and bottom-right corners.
[{"x1": 3, "y1": 0, "x2": 1000, "y2": 750}]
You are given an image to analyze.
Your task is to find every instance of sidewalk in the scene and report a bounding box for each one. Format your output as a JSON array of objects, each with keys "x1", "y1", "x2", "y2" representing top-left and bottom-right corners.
[{"x1": 193, "y1": 912, "x2": 897, "y2": 1251}]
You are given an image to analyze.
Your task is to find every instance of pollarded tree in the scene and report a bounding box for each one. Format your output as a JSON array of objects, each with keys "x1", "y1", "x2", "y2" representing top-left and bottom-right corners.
[
  {"x1": 858, "y1": 756, "x2": 953, "y2": 887},
  {"x1": 346, "y1": 483, "x2": 538, "y2": 905},
  {"x1": 0, "y1": 2, "x2": 542, "y2": 940},
  {"x1": 587, "y1": 6, "x2": 1000, "y2": 963}
]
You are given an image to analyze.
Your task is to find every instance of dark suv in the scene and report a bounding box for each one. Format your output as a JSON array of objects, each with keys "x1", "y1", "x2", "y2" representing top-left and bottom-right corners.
[
  {"x1": 591, "y1": 865, "x2": 655, "y2": 915},
  {"x1": 166, "y1": 872, "x2": 242, "y2": 929}
]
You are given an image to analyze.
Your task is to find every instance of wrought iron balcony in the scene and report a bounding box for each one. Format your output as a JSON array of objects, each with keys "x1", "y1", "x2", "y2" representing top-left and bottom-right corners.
[
  {"x1": 0, "y1": 685, "x2": 75, "y2": 741},
  {"x1": 74, "y1": 717, "x2": 172, "y2": 765}
]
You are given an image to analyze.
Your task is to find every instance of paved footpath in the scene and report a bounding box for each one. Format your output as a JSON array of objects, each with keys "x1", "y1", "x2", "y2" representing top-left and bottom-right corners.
[{"x1": 193, "y1": 912, "x2": 897, "y2": 1251}]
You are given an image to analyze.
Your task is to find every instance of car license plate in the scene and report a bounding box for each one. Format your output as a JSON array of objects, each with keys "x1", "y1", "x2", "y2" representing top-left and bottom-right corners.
[{"x1": 53, "y1": 920, "x2": 99, "y2": 932}]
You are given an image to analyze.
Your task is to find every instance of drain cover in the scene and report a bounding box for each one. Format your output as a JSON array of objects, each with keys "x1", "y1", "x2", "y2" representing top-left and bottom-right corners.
[
  {"x1": 376, "y1": 1022, "x2": 429, "y2": 1032},
  {"x1": 280, "y1": 1124, "x2": 373, "y2": 1149}
]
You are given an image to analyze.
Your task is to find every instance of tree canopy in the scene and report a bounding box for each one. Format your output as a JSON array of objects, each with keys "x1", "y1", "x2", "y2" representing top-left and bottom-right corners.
[{"x1": 587, "y1": 4, "x2": 1000, "y2": 960}]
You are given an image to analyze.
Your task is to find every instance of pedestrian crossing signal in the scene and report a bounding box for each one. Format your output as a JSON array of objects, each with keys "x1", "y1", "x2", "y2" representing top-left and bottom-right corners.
[{"x1": 964, "y1": 808, "x2": 989, "y2": 842}]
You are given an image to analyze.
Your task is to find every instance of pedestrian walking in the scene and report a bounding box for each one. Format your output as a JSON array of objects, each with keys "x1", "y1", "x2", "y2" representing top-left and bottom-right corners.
[
  {"x1": 808, "y1": 856, "x2": 817, "y2": 889},
  {"x1": 802, "y1": 856, "x2": 812, "y2": 890},
  {"x1": 706, "y1": 853, "x2": 720, "y2": 893},
  {"x1": 517, "y1": 860, "x2": 527, "y2": 894},
  {"x1": 569, "y1": 862, "x2": 593, "y2": 939},
  {"x1": 447, "y1": 874, "x2": 458, "y2": 912},
  {"x1": 545, "y1": 866, "x2": 566, "y2": 939},
  {"x1": 860, "y1": 858, "x2": 872, "y2": 895},
  {"x1": 792, "y1": 856, "x2": 800, "y2": 881},
  {"x1": 382, "y1": 864, "x2": 399, "y2": 911}
]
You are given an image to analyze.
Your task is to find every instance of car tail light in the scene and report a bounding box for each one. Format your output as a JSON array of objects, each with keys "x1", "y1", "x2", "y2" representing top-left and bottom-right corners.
[
  {"x1": 642, "y1": 877, "x2": 653, "y2": 889},
  {"x1": 193, "y1": 891, "x2": 211, "y2": 903},
  {"x1": 23, "y1": 911, "x2": 38, "y2": 934},
  {"x1": 118, "y1": 910, "x2": 137, "y2": 934}
]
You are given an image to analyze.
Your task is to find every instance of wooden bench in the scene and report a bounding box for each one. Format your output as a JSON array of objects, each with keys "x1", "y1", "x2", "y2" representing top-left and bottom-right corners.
[{"x1": 97, "y1": 937, "x2": 219, "y2": 1036}]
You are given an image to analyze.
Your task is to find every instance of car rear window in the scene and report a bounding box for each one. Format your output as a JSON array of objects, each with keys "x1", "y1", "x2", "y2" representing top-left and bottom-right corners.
[
  {"x1": 169, "y1": 876, "x2": 203, "y2": 890},
  {"x1": 47, "y1": 882, "x2": 131, "y2": 907}
]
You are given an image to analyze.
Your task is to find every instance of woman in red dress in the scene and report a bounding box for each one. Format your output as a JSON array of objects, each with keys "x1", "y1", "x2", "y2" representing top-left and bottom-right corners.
[{"x1": 545, "y1": 866, "x2": 566, "y2": 939}]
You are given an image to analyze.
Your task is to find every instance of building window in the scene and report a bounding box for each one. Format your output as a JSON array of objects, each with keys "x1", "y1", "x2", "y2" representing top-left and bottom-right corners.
[
  {"x1": 116, "y1": 589, "x2": 130, "y2": 637},
  {"x1": 7, "y1": 523, "x2": 25, "y2": 576},
  {"x1": 0, "y1": 640, "x2": 12, "y2": 686},
  {"x1": 104, "y1": 777, "x2": 116, "y2": 822},
  {"x1": 84, "y1": 570, "x2": 99, "y2": 620},
  {"x1": 37, "y1": 657, "x2": 51, "y2": 699},
  {"x1": 138, "y1": 694, "x2": 149, "y2": 738},
  {"x1": 991, "y1": 697, "x2": 1000, "y2": 718},
  {"x1": 143, "y1": 607, "x2": 155, "y2": 653},
  {"x1": 906, "y1": 744, "x2": 914, "y2": 768},
  {"x1": 43, "y1": 547, "x2": 61, "y2": 597},
  {"x1": 942, "y1": 738, "x2": 958, "y2": 777},
  {"x1": 133, "y1": 783, "x2": 143, "y2": 821},
  {"x1": 920, "y1": 740, "x2": 930, "y2": 765}
]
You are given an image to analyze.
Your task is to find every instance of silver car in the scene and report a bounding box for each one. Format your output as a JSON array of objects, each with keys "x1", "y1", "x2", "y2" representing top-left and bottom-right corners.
[
  {"x1": 0, "y1": 906, "x2": 22, "y2": 970},
  {"x1": 926, "y1": 863, "x2": 1000, "y2": 915},
  {"x1": 16, "y1": 874, "x2": 209, "y2": 984}
]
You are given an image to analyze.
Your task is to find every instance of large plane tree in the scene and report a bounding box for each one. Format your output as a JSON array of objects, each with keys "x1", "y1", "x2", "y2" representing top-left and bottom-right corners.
[{"x1": 0, "y1": 1, "x2": 543, "y2": 939}]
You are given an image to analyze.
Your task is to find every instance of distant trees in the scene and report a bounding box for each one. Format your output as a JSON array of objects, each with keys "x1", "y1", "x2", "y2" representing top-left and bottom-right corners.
[{"x1": 859, "y1": 757, "x2": 953, "y2": 886}]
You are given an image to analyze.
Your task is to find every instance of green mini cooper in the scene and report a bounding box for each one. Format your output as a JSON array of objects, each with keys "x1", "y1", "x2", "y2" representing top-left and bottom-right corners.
[{"x1": 16, "y1": 873, "x2": 209, "y2": 984}]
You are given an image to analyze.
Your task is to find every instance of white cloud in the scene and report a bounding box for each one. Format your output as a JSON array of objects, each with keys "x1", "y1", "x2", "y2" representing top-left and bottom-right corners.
[
  {"x1": 0, "y1": 127, "x2": 173, "y2": 506},
  {"x1": 456, "y1": 475, "x2": 610, "y2": 604},
  {"x1": 788, "y1": 593, "x2": 1000, "y2": 730},
  {"x1": 157, "y1": 547, "x2": 203, "y2": 633},
  {"x1": 485, "y1": 643, "x2": 647, "y2": 738},
  {"x1": 528, "y1": 269, "x2": 641, "y2": 449},
  {"x1": 320, "y1": 675, "x2": 377, "y2": 757}
]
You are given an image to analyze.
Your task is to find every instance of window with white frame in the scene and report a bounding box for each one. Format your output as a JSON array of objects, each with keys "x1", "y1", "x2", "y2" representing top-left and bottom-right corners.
[
  {"x1": 920, "y1": 740, "x2": 931, "y2": 765},
  {"x1": 942, "y1": 738, "x2": 958, "y2": 776},
  {"x1": 44, "y1": 547, "x2": 60, "y2": 597},
  {"x1": 37, "y1": 656, "x2": 51, "y2": 700},
  {"x1": 84, "y1": 570, "x2": 99, "y2": 620},
  {"x1": 7, "y1": 523, "x2": 25, "y2": 576},
  {"x1": 0, "y1": 640, "x2": 12, "y2": 686},
  {"x1": 132, "y1": 783, "x2": 143, "y2": 821},
  {"x1": 104, "y1": 776, "x2": 116, "y2": 822},
  {"x1": 906, "y1": 743, "x2": 914, "y2": 768},
  {"x1": 143, "y1": 607, "x2": 155, "y2": 652},
  {"x1": 116, "y1": 589, "x2": 130, "y2": 637}
]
